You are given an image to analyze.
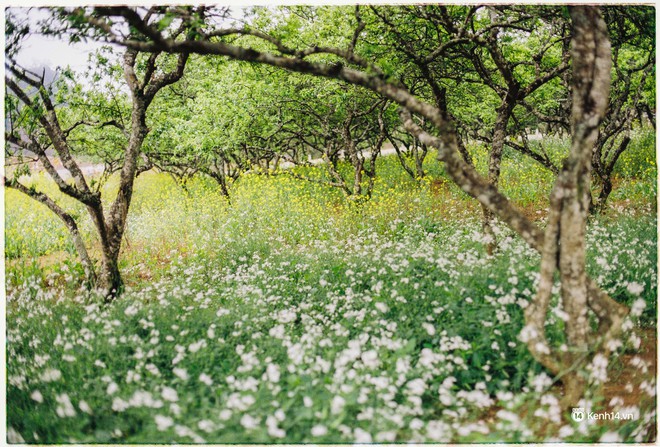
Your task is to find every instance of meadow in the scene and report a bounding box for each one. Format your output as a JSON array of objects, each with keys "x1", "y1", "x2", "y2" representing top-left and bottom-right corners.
[{"x1": 5, "y1": 131, "x2": 657, "y2": 443}]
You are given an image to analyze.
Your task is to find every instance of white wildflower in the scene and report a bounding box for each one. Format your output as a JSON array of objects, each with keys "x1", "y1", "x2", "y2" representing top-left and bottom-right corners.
[
  {"x1": 599, "y1": 431, "x2": 622, "y2": 442},
  {"x1": 154, "y1": 415, "x2": 174, "y2": 431},
  {"x1": 198, "y1": 419, "x2": 215, "y2": 433},
  {"x1": 173, "y1": 368, "x2": 189, "y2": 380},
  {"x1": 240, "y1": 414, "x2": 259, "y2": 430},
  {"x1": 7, "y1": 428, "x2": 25, "y2": 443},
  {"x1": 530, "y1": 372, "x2": 552, "y2": 392},
  {"x1": 162, "y1": 386, "x2": 179, "y2": 402},
  {"x1": 588, "y1": 354, "x2": 608, "y2": 383},
  {"x1": 78, "y1": 400, "x2": 93, "y2": 415},
  {"x1": 266, "y1": 415, "x2": 286, "y2": 438},
  {"x1": 426, "y1": 420, "x2": 449, "y2": 441},
  {"x1": 311, "y1": 424, "x2": 328, "y2": 437},
  {"x1": 40, "y1": 369, "x2": 62, "y2": 382},
  {"x1": 188, "y1": 339, "x2": 207, "y2": 353},
  {"x1": 422, "y1": 322, "x2": 436, "y2": 336},
  {"x1": 407, "y1": 378, "x2": 427, "y2": 396},
  {"x1": 145, "y1": 363, "x2": 160, "y2": 376},
  {"x1": 265, "y1": 364, "x2": 281, "y2": 383},
  {"x1": 375, "y1": 431, "x2": 397, "y2": 442},
  {"x1": 354, "y1": 428, "x2": 372, "y2": 443},
  {"x1": 518, "y1": 325, "x2": 538, "y2": 343},
  {"x1": 409, "y1": 418, "x2": 424, "y2": 430},
  {"x1": 107, "y1": 382, "x2": 119, "y2": 395},
  {"x1": 360, "y1": 350, "x2": 380, "y2": 369},
  {"x1": 331, "y1": 395, "x2": 345, "y2": 415},
  {"x1": 557, "y1": 425, "x2": 574, "y2": 438},
  {"x1": 375, "y1": 302, "x2": 388, "y2": 313},
  {"x1": 111, "y1": 397, "x2": 129, "y2": 412},
  {"x1": 199, "y1": 373, "x2": 213, "y2": 386},
  {"x1": 55, "y1": 394, "x2": 76, "y2": 417},
  {"x1": 535, "y1": 342, "x2": 551, "y2": 355},
  {"x1": 30, "y1": 390, "x2": 44, "y2": 403},
  {"x1": 630, "y1": 298, "x2": 646, "y2": 317},
  {"x1": 626, "y1": 282, "x2": 644, "y2": 296},
  {"x1": 269, "y1": 324, "x2": 285, "y2": 339},
  {"x1": 277, "y1": 309, "x2": 297, "y2": 324},
  {"x1": 606, "y1": 338, "x2": 623, "y2": 352}
]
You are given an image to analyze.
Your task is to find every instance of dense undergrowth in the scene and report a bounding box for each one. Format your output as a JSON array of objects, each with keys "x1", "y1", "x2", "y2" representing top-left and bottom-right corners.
[{"x1": 5, "y1": 131, "x2": 657, "y2": 443}]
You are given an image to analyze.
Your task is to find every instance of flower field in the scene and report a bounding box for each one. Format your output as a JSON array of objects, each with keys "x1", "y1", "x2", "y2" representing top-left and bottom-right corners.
[{"x1": 5, "y1": 137, "x2": 657, "y2": 443}]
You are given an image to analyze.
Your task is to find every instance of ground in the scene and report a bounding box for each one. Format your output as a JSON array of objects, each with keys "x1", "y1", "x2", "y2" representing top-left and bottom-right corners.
[{"x1": 5, "y1": 139, "x2": 657, "y2": 443}]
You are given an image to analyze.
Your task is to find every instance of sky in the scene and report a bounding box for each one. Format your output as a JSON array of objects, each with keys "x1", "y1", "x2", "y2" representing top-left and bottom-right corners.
[
  {"x1": 16, "y1": 34, "x2": 103, "y2": 72},
  {"x1": 10, "y1": 7, "x2": 105, "y2": 73}
]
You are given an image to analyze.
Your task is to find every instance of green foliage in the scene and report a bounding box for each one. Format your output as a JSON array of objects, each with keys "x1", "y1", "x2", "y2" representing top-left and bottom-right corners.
[{"x1": 613, "y1": 129, "x2": 656, "y2": 179}]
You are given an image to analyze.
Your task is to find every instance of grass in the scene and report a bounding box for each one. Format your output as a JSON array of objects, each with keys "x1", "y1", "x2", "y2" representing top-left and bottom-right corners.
[{"x1": 5, "y1": 129, "x2": 657, "y2": 443}]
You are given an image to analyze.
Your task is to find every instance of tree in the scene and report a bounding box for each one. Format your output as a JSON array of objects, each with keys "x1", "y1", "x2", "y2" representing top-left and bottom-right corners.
[
  {"x1": 142, "y1": 57, "x2": 278, "y2": 201},
  {"x1": 364, "y1": 5, "x2": 573, "y2": 252},
  {"x1": 72, "y1": 4, "x2": 633, "y2": 406},
  {"x1": 501, "y1": 6, "x2": 656, "y2": 213},
  {"x1": 591, "y1": 6, "x2": 655, "y2": 212},
  {"x1": 270, "y1": 77, "x2": 390, "y2": 200},
  {"x1": 4, "y1": 7, "x2": 190, "y2": 299}
]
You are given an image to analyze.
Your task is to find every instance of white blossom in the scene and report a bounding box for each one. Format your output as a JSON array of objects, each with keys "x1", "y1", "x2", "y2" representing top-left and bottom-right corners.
[
  {"x1": 199, "y1": 373, "x2": 213, "y2": 386},
  {"x1": 626, "y1": 282, "x2": 644, "y2": 296},
  {"x1": 154, "y1": 415, "x2": 174, "y2": 431},
  {"x1": 55, "y1": 393, "x2": 76, "y2": 417},
  {"x1": 30, "y1": 390, "x2": 44, "y2": 403},
  {"x1": 162, "y1": 386, "x2": 179, "y2": 402},
  {"x1": 331, "y1": 395, "x2": 345, "y2": 415},
  {"x1": 311, "y1": 425, "x2": 328, "y2": 437},
  {"x1": 173, "y1": 368, "x2": 189, "y2": 380}
]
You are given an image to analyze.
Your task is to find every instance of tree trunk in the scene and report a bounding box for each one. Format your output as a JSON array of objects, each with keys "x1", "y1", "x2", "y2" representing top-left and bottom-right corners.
[
  {"x1": 592, "y1": 135, "x2": 630, "y2": 213},
  {"x1": 524, "y1": 5, "x2": 614, "y2": 409},
  {"x1": 482, "y1": 94, "x2": 517, "y2": 255},
  {"x1": 211, "y1": 171, "x2": 232, "y2": 202},
  {"x1": 66, "y1": 222, "x2": 97, "y2": 285},
  {"x1": 98, "y1": 249, "x2": 123, "y2": 300},
  {"x1": 414, "y1": 143, "x2": 428, "y2": 179}
]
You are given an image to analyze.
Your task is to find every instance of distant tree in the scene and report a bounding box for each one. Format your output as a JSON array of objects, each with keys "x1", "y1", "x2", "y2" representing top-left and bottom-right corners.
[
  {"x1": 591, "y1": 6, "x2": 655, "y2": 212},
  {"x1": 142, "y1": 57, "x2": 279, "y2": 201},
  {"x1": 4, "y1": 7, "x2": 190, "y2": 299},
  {"x1": 147, "y1": 53, "x2": 394, "y2": 201},
  {"x1": 270, "y1": 77, "x2": 390, "y2": 200}
]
